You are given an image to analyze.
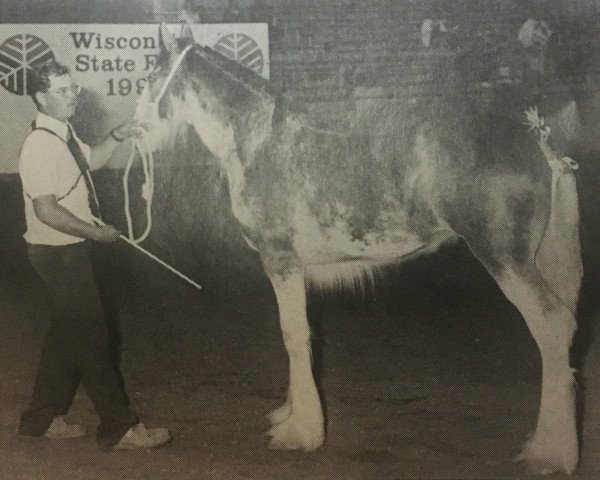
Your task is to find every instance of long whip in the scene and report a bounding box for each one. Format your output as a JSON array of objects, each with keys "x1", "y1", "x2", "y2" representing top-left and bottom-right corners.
[{"x1": 91, "y1": 215, "x2": 202, "y2": 291}]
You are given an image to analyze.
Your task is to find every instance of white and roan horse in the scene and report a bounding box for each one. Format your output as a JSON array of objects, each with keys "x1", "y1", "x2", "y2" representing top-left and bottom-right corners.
[{"x1": 141, "y1": 24, "x2": 583, "y2": 475}]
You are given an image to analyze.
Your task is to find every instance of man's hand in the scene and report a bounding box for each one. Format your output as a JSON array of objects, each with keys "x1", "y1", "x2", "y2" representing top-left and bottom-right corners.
[
  {"x1": 94, "y1": 224, "x2": 121, "y2": 242},
  {"x1": 91, "y1": 120, "x2": 146, "y2": 170},
  {"x1": 110, "y1": 120, "x2": 145, "y2": 142},
  {"x1": 33, "y1": 195, "x2": 123, "y2": 242}
]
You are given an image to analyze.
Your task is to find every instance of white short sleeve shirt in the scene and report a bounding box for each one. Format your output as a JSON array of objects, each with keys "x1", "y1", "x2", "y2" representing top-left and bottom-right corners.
[{"x1": 19, "y1": 112, "x2": 94, "y2": 245}]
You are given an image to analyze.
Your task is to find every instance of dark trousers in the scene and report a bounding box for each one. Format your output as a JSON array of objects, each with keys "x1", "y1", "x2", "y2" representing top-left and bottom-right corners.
[{"x1": 18, "y1": 241, "x2": 137, "y2": 446}]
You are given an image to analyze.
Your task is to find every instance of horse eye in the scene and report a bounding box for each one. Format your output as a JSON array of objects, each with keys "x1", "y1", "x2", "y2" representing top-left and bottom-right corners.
[
  {"x1": 148, "y1": 67, "x2": 162, "y2": 82},
  {"x1": 148, "y1": 74, "x2": 161, "y2": 84}
]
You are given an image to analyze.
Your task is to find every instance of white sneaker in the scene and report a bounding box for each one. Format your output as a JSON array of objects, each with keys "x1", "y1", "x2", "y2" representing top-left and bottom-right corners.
[
  {"x1": 113, "y1": 423, "x2": 171, "y2": 450},
  {"x1": 44, "y1": 416, "x2": 87, "y2": 439}
]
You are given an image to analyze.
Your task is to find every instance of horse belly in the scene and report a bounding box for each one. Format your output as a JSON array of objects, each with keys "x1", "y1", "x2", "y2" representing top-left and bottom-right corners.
[{"x1": 292, "y1": 201, "x2": 426, "y2": 264}]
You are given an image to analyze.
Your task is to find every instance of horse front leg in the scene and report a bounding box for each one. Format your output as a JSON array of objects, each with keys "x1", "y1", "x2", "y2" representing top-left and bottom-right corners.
[{"x1": 266, "y1": 271, "x2": 324, "y2": 451}]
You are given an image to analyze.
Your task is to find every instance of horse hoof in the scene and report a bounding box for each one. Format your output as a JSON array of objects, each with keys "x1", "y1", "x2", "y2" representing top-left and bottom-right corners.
[
  {"x1": 267, "y1": 402, "x2": 292, "y2": 426},
  {"x1": 266, "y1": 415, "x2": 324, "y2": 452},
  {"x1": 515, "y1": 437, "x2": 578, "y2": 476}
]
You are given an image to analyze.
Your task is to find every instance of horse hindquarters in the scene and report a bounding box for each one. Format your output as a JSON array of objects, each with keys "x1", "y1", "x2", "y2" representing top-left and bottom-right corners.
[{"x1": 535, "y1": 165, "x2": 583, "y2": 314}]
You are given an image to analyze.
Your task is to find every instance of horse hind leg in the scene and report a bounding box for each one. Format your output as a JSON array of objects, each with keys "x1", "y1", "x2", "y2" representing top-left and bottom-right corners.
[
  {"x1": 266, "y1": 270, "x2": 324, "y2": 451},
  {"x1": 492, "y1": 264, "x2": 578, "y2": 475},
  {"x1": 535, "y1": 167, "x2": 583, "y2": 315}
]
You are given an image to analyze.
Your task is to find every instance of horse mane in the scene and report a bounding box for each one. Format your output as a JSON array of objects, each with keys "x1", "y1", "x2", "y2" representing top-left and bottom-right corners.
[{"x1": 190, "y1": 44, "x2": 280, "y2": 99}]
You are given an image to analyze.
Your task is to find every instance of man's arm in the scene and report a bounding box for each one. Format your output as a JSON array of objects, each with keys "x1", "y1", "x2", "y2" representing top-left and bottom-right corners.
[
  {"x1": 33, "y1": 194, "x2": 120, "y2": 242},
  {"x1": 88, "y1": 121, "x2": 144, "y2": 171}
]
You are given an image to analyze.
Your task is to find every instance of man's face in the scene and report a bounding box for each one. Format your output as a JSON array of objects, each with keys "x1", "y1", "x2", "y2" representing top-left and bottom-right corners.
[{"x1": 37, "y1": 74, "x2": 80, "y2": 121}]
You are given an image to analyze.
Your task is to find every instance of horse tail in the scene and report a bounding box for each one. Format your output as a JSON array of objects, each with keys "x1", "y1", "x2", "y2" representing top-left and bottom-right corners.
[{"x1": 535, "y1": 155, "x2": 583, "y2": 314}]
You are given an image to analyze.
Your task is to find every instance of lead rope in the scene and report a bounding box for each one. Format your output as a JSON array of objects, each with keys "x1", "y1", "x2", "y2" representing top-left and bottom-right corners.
[
  {"x1": 122, "y1": 44, "x2": 193, "y2": 243},
  {"x1": 123, "y1": 129, "x2": 154, "y2": 243},
  {"x1": 103, "y1": 136, "x2": 201, "y2": 290},
  {"x1": 104, "y1": 43, "x2": 202, "y2": 290}
]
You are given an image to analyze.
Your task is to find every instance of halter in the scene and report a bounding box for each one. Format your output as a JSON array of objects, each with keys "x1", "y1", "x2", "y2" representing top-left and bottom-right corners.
[{"x1": 155, "y1": 44, "x2": 195, "y2": 107}]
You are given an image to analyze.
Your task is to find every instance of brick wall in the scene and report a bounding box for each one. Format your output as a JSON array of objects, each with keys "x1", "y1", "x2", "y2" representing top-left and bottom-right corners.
[
  {"x1": 0, "y1": 0, "x2": 598, "y2": 109},
  {"x1": 1, "y1": 0, "x2": 597, "y2": 103},
  {"x1": 267, "y1": 0, "x2": 595, "y2": 101}
]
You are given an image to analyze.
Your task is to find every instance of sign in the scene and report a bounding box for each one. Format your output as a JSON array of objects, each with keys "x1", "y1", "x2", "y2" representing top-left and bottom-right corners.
[{"x1": 0, "y1": 23, "x2": 269, "y2": 173}]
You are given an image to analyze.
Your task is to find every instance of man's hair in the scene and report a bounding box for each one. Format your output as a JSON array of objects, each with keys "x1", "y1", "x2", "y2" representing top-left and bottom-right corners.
[{"x1": 29, "y1": 59, "x2": 69, "y2": 108}]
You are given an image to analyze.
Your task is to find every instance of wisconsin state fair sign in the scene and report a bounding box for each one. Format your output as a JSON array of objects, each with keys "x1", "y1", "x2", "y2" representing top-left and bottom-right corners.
[{"x1": 0, "y1": 23, "x2": 269, "y2": 173}]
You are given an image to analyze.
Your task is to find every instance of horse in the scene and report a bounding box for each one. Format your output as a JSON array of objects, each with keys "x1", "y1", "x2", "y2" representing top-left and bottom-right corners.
[{"x1": 140, "y1": 23, "x2": 583, "y2": 475}]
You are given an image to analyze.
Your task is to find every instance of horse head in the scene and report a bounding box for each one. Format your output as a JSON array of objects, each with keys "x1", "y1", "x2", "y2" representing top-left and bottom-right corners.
[{"x1": 143, "y1": 23, "x2": 278, "y2": 162}]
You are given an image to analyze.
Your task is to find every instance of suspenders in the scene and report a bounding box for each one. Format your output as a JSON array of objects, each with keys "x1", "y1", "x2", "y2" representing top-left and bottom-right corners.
[{"x1": 24, "y1": 123, "x2": 84, "y2": 203}]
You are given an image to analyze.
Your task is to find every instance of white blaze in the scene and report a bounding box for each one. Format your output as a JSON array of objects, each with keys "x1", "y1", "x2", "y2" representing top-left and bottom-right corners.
[{"x1": 133, "y1": 83, "x2": 176, "y2": 151}]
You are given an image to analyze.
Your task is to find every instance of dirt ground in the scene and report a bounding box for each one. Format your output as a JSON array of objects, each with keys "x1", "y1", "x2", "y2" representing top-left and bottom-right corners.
[{"x1": 2, "y1": 242, "x2": 600, "y2": 480}]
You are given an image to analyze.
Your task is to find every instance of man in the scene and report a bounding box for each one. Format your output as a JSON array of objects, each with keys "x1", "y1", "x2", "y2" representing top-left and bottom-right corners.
[{"x1": 18, "y1": 60, "x2": 170, "y2": 449}]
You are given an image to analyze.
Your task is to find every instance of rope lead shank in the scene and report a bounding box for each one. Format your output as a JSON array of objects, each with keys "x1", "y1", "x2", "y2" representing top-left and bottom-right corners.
[{"x1": 107, "y1": 43, "x2": 202, "y2": 291}]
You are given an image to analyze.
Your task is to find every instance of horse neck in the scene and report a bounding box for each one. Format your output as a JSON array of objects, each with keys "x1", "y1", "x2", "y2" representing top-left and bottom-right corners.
[
  {"x1": 208, "y1": 100, "x2": 275, "y2": 226},
  {"x1": 229, "y1": 98, "x2": 276, "y2": 165}
]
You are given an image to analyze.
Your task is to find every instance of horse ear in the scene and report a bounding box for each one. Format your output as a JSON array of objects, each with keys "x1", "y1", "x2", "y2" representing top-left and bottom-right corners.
[
  {"x1": 159, "y1": 22, "x2": 179, "y2": 55},
  {"x1": 180, "y1": 21, "x2": 195, "y2": 43}
]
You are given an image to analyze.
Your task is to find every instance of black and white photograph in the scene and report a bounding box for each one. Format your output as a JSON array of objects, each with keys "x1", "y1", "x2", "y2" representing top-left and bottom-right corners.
[{"x1": 1, "y1": 0, "x2": 600, "y2": 478}]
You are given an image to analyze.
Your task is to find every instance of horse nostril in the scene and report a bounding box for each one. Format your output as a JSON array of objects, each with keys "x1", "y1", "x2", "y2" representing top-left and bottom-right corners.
[{"x1": 201, "y1": 101, "x2": 208, "y2": 110}]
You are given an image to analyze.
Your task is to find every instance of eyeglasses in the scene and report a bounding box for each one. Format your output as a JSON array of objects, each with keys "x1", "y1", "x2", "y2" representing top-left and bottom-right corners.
[{"x1": 47, "y1": 84, "x2": 82, "y2": 96}]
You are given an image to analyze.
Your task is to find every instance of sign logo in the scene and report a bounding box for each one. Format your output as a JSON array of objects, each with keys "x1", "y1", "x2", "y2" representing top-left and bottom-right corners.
[
  {"x1": 214, "y1": 33, "x2": 263, "y2": 75},
  {"x1": 0, "y1": 34, "x2": 55, "y2": 96}
]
